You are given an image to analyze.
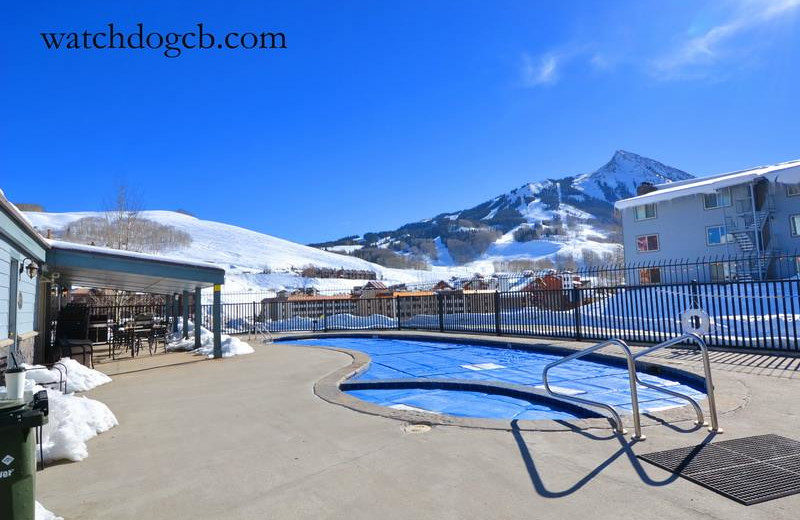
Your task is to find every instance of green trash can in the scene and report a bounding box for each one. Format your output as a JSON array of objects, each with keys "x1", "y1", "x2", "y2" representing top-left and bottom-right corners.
[{"x1": 0, "y1": 389, "x2": 49, "y2": 520}]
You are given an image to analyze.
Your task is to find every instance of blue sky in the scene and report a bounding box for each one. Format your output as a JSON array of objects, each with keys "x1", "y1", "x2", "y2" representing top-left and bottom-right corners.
[{"x1": 1, "y1": 1, "x2": 798, "y2": 243}]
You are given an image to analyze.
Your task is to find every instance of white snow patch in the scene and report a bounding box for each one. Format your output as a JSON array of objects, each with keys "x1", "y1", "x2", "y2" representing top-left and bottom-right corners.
[
  {"x1": 3, "y1": 379, "x2": 119, "y2": 464},
  {"x1": 533, "y1": 385, "x2": 586, "y2": 396},
  {"x1": 461, "y1": 363, "x2": 505, "y2": 371},
  {"x1": 389, "y1": 404, "x2": 440, "y2": 414},
  {"x1": 167, "y1": 320, "x2": 255, "y2": 358},
  {"x1": 24, "y1": 358, "x2": 112, "y2": 393},
  {"x1": 431, "y1": 237, "x2": 456, "y2": 267},
  {"x1": 35, "y1": 501, "x2": 63, "y2": 520}
]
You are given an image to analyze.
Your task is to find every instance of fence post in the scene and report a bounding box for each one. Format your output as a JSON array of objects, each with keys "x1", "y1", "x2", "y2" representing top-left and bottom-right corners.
[
  {"x1": 572, "y1": 287, "x2": 582, "y2": 340},
  {"x1": 395, "y1": 297, "x2": 401, "y2": 330},
  {"x1": 690, "y1": 279, "x2": 700, "y2": 330},
  {"x1": 252, "y1": 301, "x2": 257, "y2": 333},
  {"x1": 690, "y1": 279, "x2": 700, "y2": 309},
  {"x1": 494, "y1": 291, "x2": 502, "y2": 335},
  {"x1": 437, "y1": 293, "x2": 444, "y2": 332},
  {"x1": 323, "y1": 300, "x2": 328, "y2": 332}
]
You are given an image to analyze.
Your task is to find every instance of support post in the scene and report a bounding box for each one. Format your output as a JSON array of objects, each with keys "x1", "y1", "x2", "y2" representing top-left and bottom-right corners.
[
  {"x1": 182, "y1": 290, "x2": 190, "y2": 339},
  {"x1": 213, "y1": 284, "x2": 222, "y2": 359},
  {"x1": 195, "y1": 287, "x2": 202, "y2": 350},
  {"x1": 172, "y1": 294, "x2": 179, "y2": 333}
]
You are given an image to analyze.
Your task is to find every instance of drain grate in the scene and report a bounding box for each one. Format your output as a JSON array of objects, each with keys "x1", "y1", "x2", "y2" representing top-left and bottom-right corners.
[{"x1": 639, "y1": 434, "x2": 800, "y2": 505}]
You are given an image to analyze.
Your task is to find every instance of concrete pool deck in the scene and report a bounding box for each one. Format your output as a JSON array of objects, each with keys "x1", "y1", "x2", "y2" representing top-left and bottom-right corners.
[{"x1": 38, "y1": 332, "x2": 800, "y2": 519}]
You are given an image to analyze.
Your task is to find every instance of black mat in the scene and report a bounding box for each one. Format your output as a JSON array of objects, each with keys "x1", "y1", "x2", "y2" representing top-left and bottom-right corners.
[{"x1": 638, "y1": 434, "x2": 800, "y2": 505}]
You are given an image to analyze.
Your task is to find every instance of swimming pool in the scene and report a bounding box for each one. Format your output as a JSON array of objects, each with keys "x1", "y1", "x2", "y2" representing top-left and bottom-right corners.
[{"x1": 282, "y1": 337, "x2": 706, "y2": 421}]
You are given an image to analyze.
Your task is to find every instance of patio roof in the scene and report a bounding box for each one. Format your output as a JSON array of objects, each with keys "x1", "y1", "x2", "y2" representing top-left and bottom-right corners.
[{"x1": 45, "y1": 240, "x2": 225, "y2": 294}]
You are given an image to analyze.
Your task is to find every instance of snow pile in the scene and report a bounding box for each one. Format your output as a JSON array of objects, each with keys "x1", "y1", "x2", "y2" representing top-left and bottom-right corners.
[
  {"x1": 257, "y1": 313, "x2": 397, "y2": 332},
  {"x1": 0, "y1": 380, "x2": 118, "y2": 464},
  {"x1": 24, "y1": 358, "x2": 112, "y2": 393},
  {"x1": 167, "y1": 320, "x2": 255, "y2": 358},
  {"x1": 327, "y1": 313, "x2": 396, "y2": 329},
  {"x1": 3, "y1": 361, "x2": 118, "y2": 519},
  {"x1": 34, "y1": 381, "x2": 118, "y2": 463},
  {"x1": 35, "y1": 501, "x2": 63, "y2": 520}
]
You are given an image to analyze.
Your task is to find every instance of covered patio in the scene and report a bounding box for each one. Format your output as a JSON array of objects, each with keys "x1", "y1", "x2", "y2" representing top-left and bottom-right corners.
[{"x1": 40, "y1": 240, "x2": 226, "y2": 361}]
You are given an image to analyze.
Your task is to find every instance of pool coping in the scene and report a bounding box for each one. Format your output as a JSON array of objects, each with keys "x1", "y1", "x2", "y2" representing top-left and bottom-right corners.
[{"x1": 272, "y1": 331, "x2": 750, "y2": 433}]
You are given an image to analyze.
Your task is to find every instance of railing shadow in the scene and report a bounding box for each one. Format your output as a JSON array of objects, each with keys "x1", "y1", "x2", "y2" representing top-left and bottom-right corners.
[
  {"x1": 641, "y1": 413, "x2": 704, "y2": 434},
  {"x1": 510, "y1": 419, "x2": 719, "y2": 498}
]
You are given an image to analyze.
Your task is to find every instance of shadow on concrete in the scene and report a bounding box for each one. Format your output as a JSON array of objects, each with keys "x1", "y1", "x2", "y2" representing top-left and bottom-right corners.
[
  {"x1": 510, "y1": 419, "x2": 719, "y2": 498},
  {"x1": 641, "y1": 413, "x2": 705, "y2": 434},
  {"x1": 648, "y1": 348, "x2": 800, "y2": 377}
]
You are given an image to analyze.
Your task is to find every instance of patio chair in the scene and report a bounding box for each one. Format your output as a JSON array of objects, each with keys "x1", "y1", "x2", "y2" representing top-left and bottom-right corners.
[{"x1": 55, "y1": 304, "x2": 94, "y2": 368}]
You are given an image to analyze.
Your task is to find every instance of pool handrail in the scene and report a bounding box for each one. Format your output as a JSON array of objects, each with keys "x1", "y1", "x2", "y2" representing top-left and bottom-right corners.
[
  {"x1": 632, "y1": 332, "x2": 722, "y2": 433},
  {"x1": 542, "y1": 338, "x2": 644, "y2": 440}
]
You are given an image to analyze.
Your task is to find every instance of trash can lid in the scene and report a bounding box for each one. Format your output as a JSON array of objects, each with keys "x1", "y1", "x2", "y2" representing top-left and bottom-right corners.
[{"x1": 0, "y1": 398, "x2": 26, "y2": 414}]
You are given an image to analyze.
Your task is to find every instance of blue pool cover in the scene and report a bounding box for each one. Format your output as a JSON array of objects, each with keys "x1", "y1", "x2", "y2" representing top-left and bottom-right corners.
[{"x1": 282, "y1": 337, "x2": 705, "y2": 421}]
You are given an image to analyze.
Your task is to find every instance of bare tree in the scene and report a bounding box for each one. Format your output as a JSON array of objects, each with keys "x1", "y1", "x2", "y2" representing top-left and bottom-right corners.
[{"x1": 105, "y1": 182, "x2": 142, "y2": 250}]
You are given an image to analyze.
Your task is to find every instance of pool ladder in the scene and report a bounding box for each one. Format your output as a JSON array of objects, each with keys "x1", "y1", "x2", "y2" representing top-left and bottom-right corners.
[
  {"x1": 248, "y1": 323, "x2": 273, "y2": 344},
  {"x1": 541, "y1": 333, "x2": 721, "y2": 440}
]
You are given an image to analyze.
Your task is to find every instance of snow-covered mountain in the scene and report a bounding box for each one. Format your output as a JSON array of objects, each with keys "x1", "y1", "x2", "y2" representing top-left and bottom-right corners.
[
  {"x1": 21, "y1": 151, "x2": 692, "y2": 295},
  {"x1": 316, "y1": 151, "x2": 693, "y2": 269},
  {"x1": 23, "y1": 210, "x2": 455, "y2": 298},
  {"x1": 573, "y1": 150, "x2": 694, "y2": 202}
]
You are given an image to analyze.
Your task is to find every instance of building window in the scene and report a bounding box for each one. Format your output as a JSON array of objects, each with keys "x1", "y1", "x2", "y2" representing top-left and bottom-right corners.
[
  {"x1": 706, "y1": 225, "x2": 729, "y2": 246},
  {"x1": 710, "y1": 262, "x2": 736, "y2": 282},
  {"x1": 636, "y1": 234, "x2": 660, "y2": 252},
  {"x1": 634, "y1": 203, "x2": 657, "y2": 221},
  {"x1": 788, "y1": 184, "x2": 800, "y2": 197},
  {"x1": 639, "y1": 268, "x2": 661, "y2": 285},
  {"x1": 791, "y1": 214, "x2": 800, "y2": 237},
  {"x1": 703, "y1": 189, "x2": 732, "y2": 209}
]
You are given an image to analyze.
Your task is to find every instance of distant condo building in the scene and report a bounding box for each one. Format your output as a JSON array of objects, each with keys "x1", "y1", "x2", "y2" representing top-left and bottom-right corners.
[{"x1": 615, "y1": 159, "x2": 800, "y2": 283}]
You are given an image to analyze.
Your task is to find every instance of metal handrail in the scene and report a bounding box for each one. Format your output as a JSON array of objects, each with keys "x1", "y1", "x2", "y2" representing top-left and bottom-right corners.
[
  {"x1": 249, "y1": 322, "x2": 273, "y2": 344},
  {"x1": 542, "y1": 339, "x2": 644, "y2": 440},
  {"x1": 632, "y1": 333, "x2": 722, "y2": 433}
]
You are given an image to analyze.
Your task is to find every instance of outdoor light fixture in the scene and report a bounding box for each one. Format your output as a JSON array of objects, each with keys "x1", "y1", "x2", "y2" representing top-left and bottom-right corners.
[{"x1": 19, "y1": 258, "x2": 39, "y2": 279}]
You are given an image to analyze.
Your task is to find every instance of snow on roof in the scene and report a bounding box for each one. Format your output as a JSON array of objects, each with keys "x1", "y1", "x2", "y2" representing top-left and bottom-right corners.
[
  {"x1": 0, "y1": 188, "x2": 51, "y2": 251},
  {"x1": 48, "y1": 239, "x2": 225, "y2": 272},
  {"x1": 361, "y1": 280, "x2": 388, "y2": 289},
  {"x1": 615, "y1": 159, "x2": 800, "y2": 209}
]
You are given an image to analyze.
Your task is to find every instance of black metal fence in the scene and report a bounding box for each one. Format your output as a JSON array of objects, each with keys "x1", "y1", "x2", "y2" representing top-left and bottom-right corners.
[
  {"x1": 200, "y1": 277, "x2": 800, "y2": 352},
  {"x1": 206, "y1": 251, "x2": 800, "y2": 304},
  {"x1": 77, "y1": 253, "x2": 800, "y2": 353}
]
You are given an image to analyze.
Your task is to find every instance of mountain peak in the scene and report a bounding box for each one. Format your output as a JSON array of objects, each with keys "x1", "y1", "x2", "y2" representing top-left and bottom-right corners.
[
  {"x1": 316, "y1": 151, "x2": 693, "y2": 267},
  {"x1": 576, "y1": 151, "x2": 693, "y2": 202}
]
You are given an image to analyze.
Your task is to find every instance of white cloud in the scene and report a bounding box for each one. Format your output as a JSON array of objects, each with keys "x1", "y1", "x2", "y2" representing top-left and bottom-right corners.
[
  {"x1": 521, "y1": 52, "x2": 561, "y2": 86},
  {"x1": 653, "y1": 0, "x2": 800, "y2": 78}
]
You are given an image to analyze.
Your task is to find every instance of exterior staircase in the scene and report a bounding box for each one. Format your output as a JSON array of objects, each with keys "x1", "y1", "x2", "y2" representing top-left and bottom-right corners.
[{"x1": 726, "y1": 209, "x2": 772, "y2": 281}]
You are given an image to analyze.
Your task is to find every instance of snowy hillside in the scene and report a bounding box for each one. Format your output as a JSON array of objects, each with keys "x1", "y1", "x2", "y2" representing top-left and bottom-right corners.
[
  {"x1": 317, "y1": 151, "x2": 693, "y2": 269},
  {"x1": 23, "y1": 210, "x2": 458, "y2": 297}
]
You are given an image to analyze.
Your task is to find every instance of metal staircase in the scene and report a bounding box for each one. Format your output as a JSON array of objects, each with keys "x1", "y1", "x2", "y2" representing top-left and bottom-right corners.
[{"x1": 726, "y1": 206, "x2": 772, "y2": 280}]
